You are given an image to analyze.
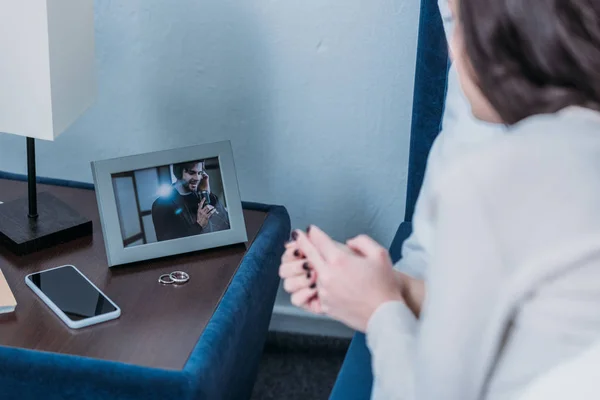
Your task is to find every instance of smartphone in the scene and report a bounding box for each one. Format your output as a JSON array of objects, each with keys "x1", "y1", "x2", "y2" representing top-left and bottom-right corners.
[{"x1": 25, "y1": 265, "x2": 121, "y2": 329}]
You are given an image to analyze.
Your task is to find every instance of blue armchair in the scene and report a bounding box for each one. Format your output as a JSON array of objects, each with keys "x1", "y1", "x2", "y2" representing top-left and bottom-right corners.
[{"x1": 329, "y1": 0, "x2": 449, "y2": 398}]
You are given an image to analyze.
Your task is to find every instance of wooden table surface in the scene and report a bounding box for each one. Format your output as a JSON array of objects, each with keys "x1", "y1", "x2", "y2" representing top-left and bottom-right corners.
[{"x1": 0, "y1": 179, "x2": 268, "y2": 370}]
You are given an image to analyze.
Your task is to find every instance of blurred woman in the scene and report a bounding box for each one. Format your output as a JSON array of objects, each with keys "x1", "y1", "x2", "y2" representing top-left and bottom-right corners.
[{"x1": 281, "y1": 0, "x2": 600, "y2": 398}]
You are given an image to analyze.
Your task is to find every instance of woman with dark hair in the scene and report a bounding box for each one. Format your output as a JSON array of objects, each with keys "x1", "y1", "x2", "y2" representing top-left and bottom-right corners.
[{"x1": 281, "y1": 0, "x2": 600, "y2": 399}]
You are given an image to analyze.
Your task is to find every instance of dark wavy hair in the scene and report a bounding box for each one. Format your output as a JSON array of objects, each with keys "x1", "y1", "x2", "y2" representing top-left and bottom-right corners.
[
  {"x1": 173, "y1": 161, "x2": 203, "y2": 180},
  {"x1": 459, "y1": 0, "x2": 600, "y2": 125}
]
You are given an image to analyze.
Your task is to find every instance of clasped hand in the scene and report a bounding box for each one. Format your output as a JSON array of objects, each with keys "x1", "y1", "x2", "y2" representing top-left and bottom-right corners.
[{"x1": 279, "y1": 226, "x2": 407, "y2": 332}]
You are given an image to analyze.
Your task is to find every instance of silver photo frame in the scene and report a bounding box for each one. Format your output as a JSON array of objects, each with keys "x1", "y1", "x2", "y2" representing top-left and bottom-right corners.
[{"x1": 91, "y1": 140, "x2": 247, "y2": 267}]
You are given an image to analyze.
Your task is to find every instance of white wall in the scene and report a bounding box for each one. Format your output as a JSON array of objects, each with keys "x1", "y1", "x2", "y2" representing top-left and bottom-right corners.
[{"x1": 0, "y1": 0, "x2": 419, "y2": 246}]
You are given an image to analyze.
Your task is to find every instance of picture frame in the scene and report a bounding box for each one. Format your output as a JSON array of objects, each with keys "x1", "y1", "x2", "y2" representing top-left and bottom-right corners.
[{"x1": 91, "y1": 140, "x2": 247, "y2": 267}]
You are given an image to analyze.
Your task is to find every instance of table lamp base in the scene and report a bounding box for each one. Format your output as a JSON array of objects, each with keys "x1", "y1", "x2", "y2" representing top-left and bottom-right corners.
[{"x1": 0, "y1": 192, "x2": 92, "y2": 255}]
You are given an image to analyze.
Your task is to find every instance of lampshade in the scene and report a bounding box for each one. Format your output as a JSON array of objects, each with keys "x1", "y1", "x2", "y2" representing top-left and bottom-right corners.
[
  {"x1": 0, "y1": 0, "x2": 96, "y2": 141},
  {"x1": 0, "y1": 0, "x2": 96, "y2": 256}
]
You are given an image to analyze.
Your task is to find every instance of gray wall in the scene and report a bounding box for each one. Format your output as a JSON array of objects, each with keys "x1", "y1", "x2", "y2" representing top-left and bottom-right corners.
[{"x1": 0, "y1": 0, "x2": 419, "y2": 245}]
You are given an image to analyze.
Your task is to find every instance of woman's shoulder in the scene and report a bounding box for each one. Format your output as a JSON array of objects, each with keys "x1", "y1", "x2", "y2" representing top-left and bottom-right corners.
[
  {"x1": 432, "y1": 107, "x2": 600, "y2": 257},
  {"x1": 437, "y1": 107, "x2": 600, "y2": 195}
]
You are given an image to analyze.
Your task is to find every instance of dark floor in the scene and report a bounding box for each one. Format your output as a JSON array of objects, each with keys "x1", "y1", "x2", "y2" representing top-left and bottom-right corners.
[{"x1": 250, "y1": 332, "x2": 351, "y2": 400}]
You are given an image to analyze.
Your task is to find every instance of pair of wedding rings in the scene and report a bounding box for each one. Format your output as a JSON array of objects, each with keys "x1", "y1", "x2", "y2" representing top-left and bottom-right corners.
[{"x1": 158, "y1": 271, "x2": 190, "y2": 285}]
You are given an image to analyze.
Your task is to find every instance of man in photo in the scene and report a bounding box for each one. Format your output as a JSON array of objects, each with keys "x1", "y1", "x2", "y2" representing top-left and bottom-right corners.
[{"x1": 151, "y1": 160, "x2": 230, "y2": 242}]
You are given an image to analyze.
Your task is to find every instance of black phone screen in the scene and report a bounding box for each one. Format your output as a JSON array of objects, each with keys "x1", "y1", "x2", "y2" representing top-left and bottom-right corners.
[{"x1": 27, "y1": 266, "x2": 117, "y2": 321}]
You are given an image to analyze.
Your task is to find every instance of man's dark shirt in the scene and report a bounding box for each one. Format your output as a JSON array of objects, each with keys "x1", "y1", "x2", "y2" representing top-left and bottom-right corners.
[{"x1": 151, "y1": 188, "x2": 230, "y2": 242}]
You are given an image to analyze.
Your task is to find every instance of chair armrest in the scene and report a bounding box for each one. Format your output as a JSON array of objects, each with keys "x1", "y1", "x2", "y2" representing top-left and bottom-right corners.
[{"x1": 389, "y1": 222, "x2": 413, "y2": 264}]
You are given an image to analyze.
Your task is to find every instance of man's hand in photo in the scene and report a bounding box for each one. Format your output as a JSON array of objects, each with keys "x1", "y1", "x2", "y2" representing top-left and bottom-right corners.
[
  {"x1": 196, "y1": 198, "x2": 216, "y2": 229},
  {"x1": 199, "y1": 171, "x2": 210, "y2": 192}
]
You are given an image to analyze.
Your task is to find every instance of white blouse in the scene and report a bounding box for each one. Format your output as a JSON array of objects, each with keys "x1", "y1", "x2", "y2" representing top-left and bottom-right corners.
[
  {"x1": 368, "y1": 107, "x2": 600, "y2": 399},
  {"x1": 516, "y1": 338, "x2": 600, "y2": 400}
]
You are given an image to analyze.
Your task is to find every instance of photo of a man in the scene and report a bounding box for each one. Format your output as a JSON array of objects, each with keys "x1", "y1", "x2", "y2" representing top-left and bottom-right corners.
[
  {"x1": 110, "y1": 157, "x2": 231, "y2": 249},
  {"x1": 151, "y1": 160, "x2": 230, "y2": 242}
]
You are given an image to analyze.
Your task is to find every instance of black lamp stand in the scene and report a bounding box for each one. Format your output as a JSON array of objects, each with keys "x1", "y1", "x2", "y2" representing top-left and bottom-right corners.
[
  {"x1": 0, "y1": 137, "x2": 93, "y2": 255},
  {"x1": 27, "y1": 137, "x2": 38, "y2": 218}
]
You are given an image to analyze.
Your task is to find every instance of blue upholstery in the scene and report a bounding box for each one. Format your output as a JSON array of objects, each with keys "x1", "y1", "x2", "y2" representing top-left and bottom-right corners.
[
  {"x1": 389, "y1": 221, "x2": 413, "y2": 265},
  {"x1": 403, "y1": 2, "x2": 450, "y2": 224},
  {"x1": 329, "y1": 0, "x2": 449, "y2": 398},
  {"x1": 0, "y1": 172, "x2": 290, "y2": 400},
  {"x1": 329, "y1": 332, "x2": 374, "y2": 400}
]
